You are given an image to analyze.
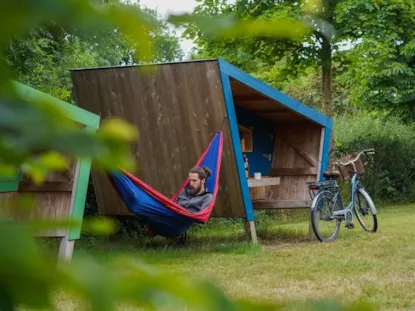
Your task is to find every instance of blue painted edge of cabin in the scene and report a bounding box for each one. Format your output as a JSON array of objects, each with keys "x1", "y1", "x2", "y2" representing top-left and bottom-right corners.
[
  {"x1": 217, "y1": 58, "x2": 333, "y2": 220},
  {"x1": 218, "y1": 64, "x2": 256, "y2": 222},
  {"x1": 320, "y1": 127, "x2": 332, "y2": 181}
]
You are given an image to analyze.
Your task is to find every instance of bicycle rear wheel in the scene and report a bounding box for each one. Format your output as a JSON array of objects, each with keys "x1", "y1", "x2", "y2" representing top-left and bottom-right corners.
[
  {"x1": 311, "y1": 190, "x2": 342, "y2": 242},
  {"x1": 354, "y1": 188, "x2": 378, "y2": 232}
]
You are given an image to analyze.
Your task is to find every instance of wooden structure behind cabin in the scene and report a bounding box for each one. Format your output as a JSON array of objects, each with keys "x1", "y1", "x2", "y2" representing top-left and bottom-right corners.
[
  {"x1": 0, "y1": 82, "x2": 99, "y2": 261},
  {"x1": 70, "y1": 59, "x2": 332, "y2": 241}
]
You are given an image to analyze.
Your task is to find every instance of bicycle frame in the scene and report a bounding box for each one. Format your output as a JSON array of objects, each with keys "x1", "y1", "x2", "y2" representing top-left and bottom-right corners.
[
  {"x1": 344, "y1": 170, "x2": 360, "y2": 212},
  {"x1": 311, "y1": 162, "x2": 362, "y2": 221},
  {"x1": 309, "y1": 147, "x2": 377, "y2": 241},
  {"x1": 331, "y1": 160, "x2": 367, "y2": 222}
]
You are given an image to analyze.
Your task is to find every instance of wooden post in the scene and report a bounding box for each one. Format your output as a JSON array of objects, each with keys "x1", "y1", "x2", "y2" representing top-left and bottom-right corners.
[
  {"x1": 244, "y1": 219, "x2": 258, "y2": 243},
  {"x1": 57, "y1": 160, "x2": 81, "y2": 264},
  {"x1": 307, "y1": 127, "x2": 326, "y2": 242},
  {"x1": 58, "y1": 236, "x2": 75, "y2": 263}
]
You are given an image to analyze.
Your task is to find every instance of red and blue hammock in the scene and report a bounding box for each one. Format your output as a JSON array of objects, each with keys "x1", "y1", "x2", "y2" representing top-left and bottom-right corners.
[{"x1": 108, "y1": 131, "x2": 223, "y2": 238}]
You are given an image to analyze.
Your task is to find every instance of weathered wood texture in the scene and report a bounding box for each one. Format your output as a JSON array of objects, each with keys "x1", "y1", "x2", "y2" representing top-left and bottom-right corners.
[
  {"x1": 248, "y1": 177, "x2": 280, "y2": 201},
  {"x1": 269, "y1": 121, "x2": 322, "y2": 202},
  {"x1": 230, "y1": 79, "x2": 305, "y2": 123},
  {"x1": 0, "y1": 162, "x2": 77, "y2": 237},
  {"x1": 253, "y1": 200, "x2": 311, "y2": 209},
  {"x1": 70, "y1": 60, "x2": 246, "y2": 218},
  {"x1": 247, "y1": 177, "x2": 280, "y2": 187}
]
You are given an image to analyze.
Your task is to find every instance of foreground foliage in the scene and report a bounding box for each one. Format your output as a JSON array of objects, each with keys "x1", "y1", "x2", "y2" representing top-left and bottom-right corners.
[{"x1": 0, "y1": 0, "x2": 384, "y2": 310}]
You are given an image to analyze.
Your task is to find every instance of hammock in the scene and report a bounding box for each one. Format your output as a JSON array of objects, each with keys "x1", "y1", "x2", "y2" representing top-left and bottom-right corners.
[{"x1": 108, "y1": 131, "x2": 223, "y2": 238}]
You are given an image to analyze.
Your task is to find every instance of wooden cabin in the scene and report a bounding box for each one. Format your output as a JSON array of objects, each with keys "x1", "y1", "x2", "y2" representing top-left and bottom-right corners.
[
  {"x1": 70, "y1": 59, "x2": 332, "y2": 241},
  {"x1": 0, "y1": 82, "x2": 99, "y2": 260}
]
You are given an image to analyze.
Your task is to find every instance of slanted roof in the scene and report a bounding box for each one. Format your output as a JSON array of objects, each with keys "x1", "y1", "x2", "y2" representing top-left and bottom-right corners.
[{"x1": 217, "y1": 58, "x2": 332, "y2": 129}]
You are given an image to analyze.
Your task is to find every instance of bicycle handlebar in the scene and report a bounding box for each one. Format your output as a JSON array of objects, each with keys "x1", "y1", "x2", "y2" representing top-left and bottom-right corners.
[{"x1": 334, "y1": 148, "x2": 375, "y2": 167}]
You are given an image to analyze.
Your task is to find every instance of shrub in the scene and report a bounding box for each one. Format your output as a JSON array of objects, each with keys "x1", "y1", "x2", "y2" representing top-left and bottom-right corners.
[{"x1": 333, "y1": 112, "x2": 415, "y2": 203}]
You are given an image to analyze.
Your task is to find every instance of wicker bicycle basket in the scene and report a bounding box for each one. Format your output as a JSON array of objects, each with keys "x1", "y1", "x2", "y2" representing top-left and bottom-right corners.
[{"x1": 336, "y1": 153, "x2": 365, "y2": 181}]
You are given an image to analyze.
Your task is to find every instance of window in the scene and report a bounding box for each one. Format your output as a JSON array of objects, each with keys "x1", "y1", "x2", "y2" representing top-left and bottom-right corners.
[{"x1": 238, "y1": 124, "x2": 253, "y2": 152}]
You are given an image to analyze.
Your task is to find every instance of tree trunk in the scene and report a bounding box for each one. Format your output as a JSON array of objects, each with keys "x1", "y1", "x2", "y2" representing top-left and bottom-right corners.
[
  {"x1": 321, "y1": 0, "x2": 333, "y2": 118},
  {"x1": 321, "y1": 0, "x2": 335, "y2": 155},
  {"x1": 322, "y1": 43, "x2": 332, "y2": 117}
]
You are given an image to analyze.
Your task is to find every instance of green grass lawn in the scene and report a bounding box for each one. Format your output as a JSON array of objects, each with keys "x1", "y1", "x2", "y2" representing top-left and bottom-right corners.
[{"x1": 55, "y1": 204, "x2": 415, "y2": 310}]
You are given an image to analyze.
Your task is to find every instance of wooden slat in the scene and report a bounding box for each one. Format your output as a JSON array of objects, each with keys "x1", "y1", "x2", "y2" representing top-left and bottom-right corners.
[
  {"x1": 1, "y1": 159, "x2": 77, "y2": 238},
  {"x1": 232, "y1": 95, "x2": 269, "y2": 102},
  {"x1": 270, "y1": 168, "x2": 317, "y2": 176},
  {"x1": 256, "y1": 112, "x2": 305, "y2": 123},
  {"x1": 18, "y1": 161, "x2": 76, "y2": 192},
  {"x1": 71, "y1": 60, "x2": 246, "y2": 218},
  {"x1": 0, "y1": 192, "x2": 73, "y2": 237},
  {"x1": 270, "y1": 121, "x2": 322, "y2": 201},
  {"x1": 247, "y1": 177, "x2": 280, "y2": 187},
  {"x1": 249, "y1": 108, "x2": 288, "y2": 113},
  {"x1": 18, "y1": 181, "x2": 73, "y2": 192},
  {"x1": 230, "y1": 78, "x2": 305, "y2": 123},
  {"x1": 279, "y1": 136, "x2": 317, "y2": 167},
  {"x1": 249, "y1": 186, "x2": 266, "y2": 200},
  {"x1": 34, "y1": 230, "x2": 66, "y2": 238},
  {"x1": 252, "y1": 200, "x2": 311, "y2": 209}
]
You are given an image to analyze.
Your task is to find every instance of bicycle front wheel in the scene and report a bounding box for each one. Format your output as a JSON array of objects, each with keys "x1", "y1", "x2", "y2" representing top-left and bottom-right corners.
[
  {"x1": 311, "y1": 190, "x2": 342, "y2": 242},
  {"x1": 354, "y1": 188, "x2": 378, "y2": 232}
]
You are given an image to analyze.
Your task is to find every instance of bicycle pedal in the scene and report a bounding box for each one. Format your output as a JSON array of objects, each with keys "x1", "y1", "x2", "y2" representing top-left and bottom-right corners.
[{"x1": 345, "y1": 223, "x2": 355, "y2": 229}]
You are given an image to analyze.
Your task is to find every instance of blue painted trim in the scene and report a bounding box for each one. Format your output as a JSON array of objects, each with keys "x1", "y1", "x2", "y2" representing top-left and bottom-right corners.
[
  {"x1": 319, "y1": 127, "x2": 332, "y2": 181},
  {"x1": 217, "y1": 58, "x2": 332, "y2": 129},
  {"x1": 218, "y1": 65, "x2": 255, "y2": 222}
]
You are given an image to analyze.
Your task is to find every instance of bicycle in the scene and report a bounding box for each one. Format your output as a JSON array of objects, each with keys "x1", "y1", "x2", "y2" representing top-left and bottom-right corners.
[{"x1": 307, "y1": 148, "x2": 378, "y2": 242}]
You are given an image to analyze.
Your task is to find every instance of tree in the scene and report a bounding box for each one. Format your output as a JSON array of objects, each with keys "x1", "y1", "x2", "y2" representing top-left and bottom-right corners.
[
  {"x1": 3, "y1": 1, "x2": 184, "y2": 103},
  {"x1": 183, "y1": 0, "x2": 339, "y2": 117},
  {"x1": 337, "y1": 0, "x2": 415, "y2": 122},
  {"x1": 4, "y1": 26, "x2": 98, "y2": 102},
  {"x1": 261, "y1": 64, "x2": 352, "y2": 115}
]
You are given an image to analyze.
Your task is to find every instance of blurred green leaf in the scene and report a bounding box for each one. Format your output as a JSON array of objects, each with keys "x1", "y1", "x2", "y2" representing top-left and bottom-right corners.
[
  {"x1": 105, "y1": 4, "x2": 154, "y2": 62},
  {"x1": 169, "y1": 13, "x2": 309, "y2": 39},
  {"x1": 0, "y1": 223, "x2": 58, "y2": 309},
  {"x1": 63, "y1": 259, "x2": 118, "y2": 311},
  {"x1": 38, "y1": 151, "x2": 68, "y2": 170},
  {"x1": 99, "y1": 118, "x2": 138, "y2": 142},
  {"x1": 81, "y1": 217, "x2": 118, "y2": 236},
  {"x1": 303, "y1": 0, "x2": 322, "y2": 14}
]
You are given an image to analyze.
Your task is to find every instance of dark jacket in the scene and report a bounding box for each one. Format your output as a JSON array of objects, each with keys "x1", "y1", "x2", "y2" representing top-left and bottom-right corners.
[{"x1": 174, "y1": 187, "x2": 213, "y2": 213}]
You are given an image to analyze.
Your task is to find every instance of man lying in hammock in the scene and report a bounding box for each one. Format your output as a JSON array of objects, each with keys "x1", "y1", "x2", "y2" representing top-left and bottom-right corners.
[{"x1": 174, "y1": 166, "x2": 213, "y2": 213}]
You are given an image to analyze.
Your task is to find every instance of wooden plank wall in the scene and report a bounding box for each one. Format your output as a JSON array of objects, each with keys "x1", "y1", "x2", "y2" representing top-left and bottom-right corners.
[
  {"x1": 70, "y1": 60, "x2": 246, "y2": 218},
  {"x1": 0, "y1": 162, "x2": 76, "y2": 237},
  {"x1": 268, "y1": 121, "x2": 322, "y2": 203}
]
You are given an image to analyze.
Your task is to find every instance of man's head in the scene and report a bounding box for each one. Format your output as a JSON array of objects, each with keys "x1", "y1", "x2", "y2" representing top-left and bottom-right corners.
[{"x1": 188, "y1": 166, "x2": 212, "y2": 195}]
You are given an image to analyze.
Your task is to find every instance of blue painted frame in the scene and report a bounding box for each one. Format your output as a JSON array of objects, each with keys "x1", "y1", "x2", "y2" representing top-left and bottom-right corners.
[
  {"x1": 218, "y1": 68, "x2": 255, "y2": 221},
  {"x1": 217, "y1": 58, "x2": 333, "y2": 221},
  {"x1": 320, "y1": 127, "x2": 332, "y2": 180}
]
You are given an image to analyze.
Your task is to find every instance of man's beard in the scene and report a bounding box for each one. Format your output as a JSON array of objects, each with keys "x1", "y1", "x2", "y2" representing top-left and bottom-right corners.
[{"x1": 190, "y1": 185, "x2": 201, "y2": 194}]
